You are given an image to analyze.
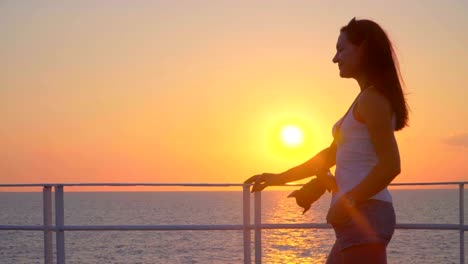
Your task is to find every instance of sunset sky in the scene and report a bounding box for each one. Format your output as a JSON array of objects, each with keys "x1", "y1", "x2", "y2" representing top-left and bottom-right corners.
[{"x1": 1, "y1": 1, "x2": 467, "y2": 191}]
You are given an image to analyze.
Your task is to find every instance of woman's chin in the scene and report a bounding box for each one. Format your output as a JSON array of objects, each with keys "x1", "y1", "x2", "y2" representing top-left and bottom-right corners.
[{"x1": 339, "y1": 70, "x2": 352, "y2": 78}]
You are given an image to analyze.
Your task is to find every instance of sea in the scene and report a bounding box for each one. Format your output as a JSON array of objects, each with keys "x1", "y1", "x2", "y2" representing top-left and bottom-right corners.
[{"x1": 0, "y1": 189, "x2": 467, "y2": 264}]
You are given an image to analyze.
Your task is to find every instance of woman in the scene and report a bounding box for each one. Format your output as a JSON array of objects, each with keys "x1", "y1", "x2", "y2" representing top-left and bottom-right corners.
[{"x1": 244, "y1": 17, "x2": 409, "y2": 264}]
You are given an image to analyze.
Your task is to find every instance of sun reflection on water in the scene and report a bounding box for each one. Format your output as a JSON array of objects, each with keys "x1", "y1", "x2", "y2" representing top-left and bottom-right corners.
[
  {"x1": 260, "y1": 190, "x2": 335, "y2": 263},
  {"x1": 263, "y1": 229, "x2": 332, "y2": 263}
]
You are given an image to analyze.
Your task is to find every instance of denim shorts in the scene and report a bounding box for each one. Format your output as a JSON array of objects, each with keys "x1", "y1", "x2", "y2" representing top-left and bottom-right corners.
[{"x1": 331, "y1": 199, "x2": 396, "y2": 250}]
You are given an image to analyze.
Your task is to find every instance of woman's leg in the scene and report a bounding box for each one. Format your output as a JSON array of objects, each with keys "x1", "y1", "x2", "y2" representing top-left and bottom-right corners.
[
  {"x1": 341, "y1": 243, "x2": 387, "y2": 264},
  {"x1": 325, "y1": 241, "x2": 343, "y2": 264}
]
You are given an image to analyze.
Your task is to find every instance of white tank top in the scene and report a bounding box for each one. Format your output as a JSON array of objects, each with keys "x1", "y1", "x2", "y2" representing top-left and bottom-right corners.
[{"x1": 331, "y1": 95, "x2": 395, "y2": 205}]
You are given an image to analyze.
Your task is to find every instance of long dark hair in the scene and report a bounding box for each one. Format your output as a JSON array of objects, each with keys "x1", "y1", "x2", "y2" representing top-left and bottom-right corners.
[{"x1": 341, "y1": 18, "x2": 409, "y2": 131}]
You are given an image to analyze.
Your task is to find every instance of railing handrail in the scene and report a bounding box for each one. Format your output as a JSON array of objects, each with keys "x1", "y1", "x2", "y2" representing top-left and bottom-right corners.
[
  {"x1": 1, "y1": 223, "x2": 467, "y2": 231},
  {"x1": 0, "y1": 182, "x2": 465, "y2": 264},
  {"x1": 0, "y1": 181, "x2": 467, "y2": 188}
]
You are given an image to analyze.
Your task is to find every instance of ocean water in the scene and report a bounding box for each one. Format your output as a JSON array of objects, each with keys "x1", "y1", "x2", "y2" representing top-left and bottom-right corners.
[{"x1": 0, "y1": 189, "x2": 467, "y2": 264}]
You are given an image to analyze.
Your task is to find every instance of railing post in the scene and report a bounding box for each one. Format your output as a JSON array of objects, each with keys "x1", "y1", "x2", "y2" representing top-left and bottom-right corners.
[
  {"x1": 243, "y1": 185, "x2": 251, "y2": 264},
  {"x1": 254, "y1": 191, "x2": 262, "y2": 264},
  {"x1": 55, "y1": 185, "x2": 66, "y2": 264},
  {"x1": 43, "y1": 186, "x2": 53, "y2": 264},
  {"x1": 460, "y1": 183, "x2": 465, "y2": 264}
]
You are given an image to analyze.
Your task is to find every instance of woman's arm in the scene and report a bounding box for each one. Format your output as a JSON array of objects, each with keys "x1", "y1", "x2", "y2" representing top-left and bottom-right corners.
[
  {"x1": 279, "y1": 144, "x2": 337, "y2": 183},
  {"x1": 244, "y1": 144, "x2": 337, "y2": 192},
  {"x1": 346, "y1": 88, "x2": 401, "y2": 204}
]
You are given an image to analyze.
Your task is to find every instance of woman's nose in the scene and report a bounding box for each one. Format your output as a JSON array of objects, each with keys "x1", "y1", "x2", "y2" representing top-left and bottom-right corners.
[{"x1": 332, "y1": 54, "x2": 338, "y2": 63}]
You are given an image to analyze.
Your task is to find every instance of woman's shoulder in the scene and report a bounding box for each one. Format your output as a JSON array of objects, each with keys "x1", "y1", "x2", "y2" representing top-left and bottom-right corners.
[{"x1": 357, "y1": 87, "x2": 393, "y2": 121}]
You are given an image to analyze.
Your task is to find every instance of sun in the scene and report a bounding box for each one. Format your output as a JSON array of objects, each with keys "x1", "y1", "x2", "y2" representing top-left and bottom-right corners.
[{"x1": 280, "y1": 125, "x2": 304, "y2": 147}]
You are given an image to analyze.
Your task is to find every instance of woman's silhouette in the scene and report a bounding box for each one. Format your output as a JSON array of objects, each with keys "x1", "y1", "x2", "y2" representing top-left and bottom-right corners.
[{"x1": 245, "y1": 17, "x2": 409, "y2": 264}]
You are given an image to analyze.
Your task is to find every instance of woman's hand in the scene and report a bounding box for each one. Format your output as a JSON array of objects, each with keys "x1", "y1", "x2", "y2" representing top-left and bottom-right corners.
[{"x1": 244, "y1": 173, "x2": 283, "y2": 192}]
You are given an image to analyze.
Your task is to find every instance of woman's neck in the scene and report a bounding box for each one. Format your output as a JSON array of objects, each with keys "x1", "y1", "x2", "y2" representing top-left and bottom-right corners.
[{"x1": 356, "y1": 76, "x2": 373, "y2": 91}]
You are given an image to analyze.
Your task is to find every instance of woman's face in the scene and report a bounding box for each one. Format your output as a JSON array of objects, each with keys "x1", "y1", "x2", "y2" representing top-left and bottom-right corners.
[{"x1": 332, "y1": 32, "x2": 363, "y2": 78}]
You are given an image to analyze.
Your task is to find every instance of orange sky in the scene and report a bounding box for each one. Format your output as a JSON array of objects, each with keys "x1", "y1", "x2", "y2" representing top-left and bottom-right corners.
[{"x1": 1, "y1": 1, "x2": 467, "y2": 191}]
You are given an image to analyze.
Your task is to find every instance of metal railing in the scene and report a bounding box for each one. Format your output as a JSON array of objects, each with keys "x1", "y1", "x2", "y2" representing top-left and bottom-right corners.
[{"x1": 0, "y1": 182, "x2": 466, "y2": 264}]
